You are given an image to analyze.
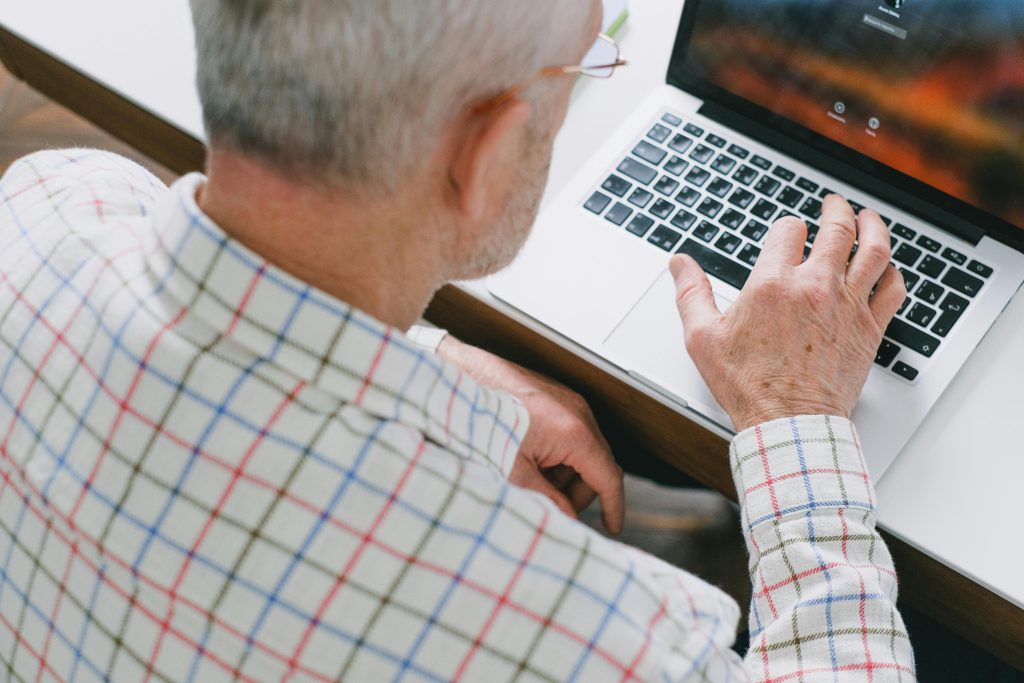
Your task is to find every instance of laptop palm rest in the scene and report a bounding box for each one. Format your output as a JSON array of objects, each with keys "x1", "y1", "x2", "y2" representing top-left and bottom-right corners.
[{"x1": 603, "y1": 269, "x2": 735, "y2": 430}]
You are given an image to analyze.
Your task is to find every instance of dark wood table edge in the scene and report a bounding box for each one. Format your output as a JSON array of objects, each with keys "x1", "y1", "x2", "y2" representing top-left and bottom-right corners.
[{"x1": 2, "y1": 25, "x2": 1020, "y2": 671}]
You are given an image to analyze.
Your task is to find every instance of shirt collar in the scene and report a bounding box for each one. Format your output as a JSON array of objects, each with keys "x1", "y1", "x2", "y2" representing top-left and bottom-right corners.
[{"x1": 147, "y1": 173, "x2": 528, "y2": 474}]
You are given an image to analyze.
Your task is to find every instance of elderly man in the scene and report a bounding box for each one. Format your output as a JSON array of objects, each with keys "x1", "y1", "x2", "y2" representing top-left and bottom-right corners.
[{"x1": 0, "y1": 0, "x2": 915, "y2": 681}]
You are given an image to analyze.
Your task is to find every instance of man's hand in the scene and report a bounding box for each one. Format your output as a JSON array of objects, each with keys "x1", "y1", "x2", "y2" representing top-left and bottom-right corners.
[
  {"x1": 670, "y1": 195, "x2": 906, "y2": 433},
  {"x1": 437, "y1": 336, "x2": 625, "y2": 534}
]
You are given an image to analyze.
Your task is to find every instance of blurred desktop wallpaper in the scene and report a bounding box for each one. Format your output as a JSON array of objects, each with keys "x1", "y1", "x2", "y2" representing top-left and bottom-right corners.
[{"x1": 687, "y1": 0, "x2": 1024, "y2": 228}]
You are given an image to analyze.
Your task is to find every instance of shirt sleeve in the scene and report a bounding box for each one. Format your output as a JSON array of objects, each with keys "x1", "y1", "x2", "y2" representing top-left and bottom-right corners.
[{"x1": 730, "y1": 415, "x2": 917, "y2": 681}]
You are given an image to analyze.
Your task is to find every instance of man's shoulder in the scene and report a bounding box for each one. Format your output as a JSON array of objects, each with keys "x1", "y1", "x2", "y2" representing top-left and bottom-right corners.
[{"x1": 1, "y1": 148, "x2": 167, "y2": 214}]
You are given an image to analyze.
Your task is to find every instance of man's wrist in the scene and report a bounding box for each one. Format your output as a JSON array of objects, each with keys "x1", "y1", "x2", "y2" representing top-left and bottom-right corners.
[{"x1": 732, "y1": 403, "x2": 851, "y2": 433}]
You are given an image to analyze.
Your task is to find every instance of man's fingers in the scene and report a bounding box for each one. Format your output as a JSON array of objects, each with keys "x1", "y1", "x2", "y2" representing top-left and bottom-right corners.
[
  {"x1": 869, "y1": 264, "x2": 907, "y2": 329},
  {"x1": 846, "y1": 210, "x2": 892, "y2": 297},
  {"x1": 522, "y1": 467, "x2": 578, "y2": 520},
  {"x1": 809, "y1": 195, "x2": 858, "y2": 271},
  {"x1": 759, "y1": 216, "x2": 807, "y2": 267},
  {"x1": 669, "y1": 255, "x2": 722, "y2": 345},
  {"x1": 565, "y1": 476, "x2": 598, "y2": 514},
  {"x1": 568, "y1": 440, "x2": 625, "y2": 535}
]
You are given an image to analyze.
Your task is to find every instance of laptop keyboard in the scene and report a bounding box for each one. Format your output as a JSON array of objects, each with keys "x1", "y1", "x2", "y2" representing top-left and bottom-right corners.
[{"x1": 581, "y1": 110, "x2": 996, "y2": 384}]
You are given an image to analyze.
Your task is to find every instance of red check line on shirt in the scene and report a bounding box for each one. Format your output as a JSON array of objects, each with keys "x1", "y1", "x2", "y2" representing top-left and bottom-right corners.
[
  {"x1": 354, "y1": 330, "x2": 391, "y2": 406},
  {"x1": 762, "y1": 660, "x2": 914, "y2": 683},
  {"x1": 32, "y1": 534, "x2": 79, "y2": 683},
  {"x1": 753, "y1": 560, "x2": 897, "y2": 600},
  {"x1": 451, "y1": 506, "x2": 550, "y2": 682},
  {"x1": 619, "y1": 596, "x2": 668, "y2": 682},
  {"x1": 0, "y1": 602, "x2": 67, "y2": 683},
  {"x1": 0, "y1": 278, "x2": 632, "y2": 676},
  {"x1": 743, "y1": 467, "x2": 869, "y2": 496},
  {"x1": 143, "y1": 379, "x2": 305, "y2": 683},
  {"x1": 224, "y1": 263, "x2": 266, "y2": 337},
  {"x1": 280, "y1": 437, "x2": 427, "y2": 682}
]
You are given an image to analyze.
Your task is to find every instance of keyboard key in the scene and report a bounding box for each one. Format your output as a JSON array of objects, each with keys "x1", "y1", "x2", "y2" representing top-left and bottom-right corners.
[
  {"x1": 750, "y1": 199, "x2": 778, "y2": 222},
  {"x1": 772, "y1": 165, "x2": 796, "y2": 182},
  {"x1": 967, "y1": 260, "x2": 994, "y2": 278},
  {"x1": 677, "y1": 239, "x2": 752, "y2": 290},
  {"x1": 916, "y1": 255, "x2": 946, "y2": 279},
  {"x1": 916, "y1": 280, "x2": 945, "y2": 306},
  {"x1": 650, "y1": 198, "x2": 674, "y2": 219},
  {"x1": 602, "y1": 175, "x2": 631, "y2": 197},
  {"x1": 738, "y1": 243, "x2": 761, "y2": 266},
  {"x1": 625, "y1": 214, "x2": 655, "y2": 237},
  {"x1": 654, "y1": 176, "x2": 680, "y2": 196},
  {"x1": 916, "y1": 235, "x2": 941, "y2": 253},
  {"x1": 676, "y1": 186, "x2": 701, "y2": 207},
  {"x1": 803, "y1": 244, "x2": 812, "y2": 261},
  {"x1": 899, "y1": 268, "x2": 921, "y2": 291},
  {"x1": 897, "y1": 297, "x2": 910, "y2": 315},
  {"x1": 848, "y1": 199, "x2": 866, "y2": 214},
  {"x1": 728, "y1": 144, "x2": 749, "y2": 159},
  {"x1": 720, "y1": 209, "x2": 745, "y2": 230},
  {"x1": 879, "y1": 215, "x2": 893, "y2": 226},
  {"x1": 875, "y1": 340, "x2": 900, "y2": 368},
  {"x1": 942, "y1": 248, "x2": 967, "y2": 266},
  {"x1": 648, "y1": 225, "x2": 683, "y2": 251},
  {"x1": 662, "y1": 112, "x2": 683, "y2": 127},
  {"x1": 633, "y1": 140, "x2": 667, "y2": 166},
  {"x1": 732, "y1": 165, "x2": 759, "y2": 186},
  {"x1": 942, "y1": 267, "x2": 984, "y2": 297},
  {"x1": 893, "y1": 223, "x2": 916, "y2": 240},
  {"x1": 886, "y1": 319, "x2": 940, "y2": 357},
  {"x1": 799, "y1": 197, "x2": 823, "y2": 220},
  {"x1": 706, "y1": 133, "x2": 727, "y2": 148},
  {"x1": 729, "y1": 188, "x2": 756, "y2": 209},
  {"x1": 604, "y1": 202, "x2": 632, "y2": 226},
  {"x1": 584, "y1": 192, "x2": 612, "y2": 214},
  {"x1": 664, "y1": 156, "x2": 689, "y2": 176},
  {"x1": 648, "y1": 124, "x2": 672, "y2": 143},
  {"x1": 796, "y1": 177, "x2": 819, "y2": 193},
  {"x1": 618, "y1": 157, "x2": 658, "y2": 185},
  {"x1": 893, "y1": 243, "x2": 923, "y2": 267},
  {"x1": 892, "y1": 361, "x2": 919, "y2": 381},
  {"x1": 693, "y1": 221, "x2": 720, "y2": 242},
  {"x1": 932, "y1": 292, "x2": 969, "y2": 337},
  {"x1": 671, "y1": 209, "x2": 697, "y2": 232},
  {"x1": 711, "y1": 155, "x2": 736, "y2": 174},
  {"x1": 907, "y1": 302, "x2": 937, "y2": 327},
  {"x1": 715, "y1": 231, "x2": 742, "y2": 255},
  {"x1": 742, "y1": 219, "x2": 769, "y2": 242},
  {"x1": 818, "y1": 187, "x2": 836, "y2": 198},
  {"x1": 696, "y1": 197, "x2": 724, "y2": 219},
  {"x1": 806, "y1": 222, "x2": 820, "y2": 243},
  {"x1": 707, "y1": 177, "x2": 733, "y2": 198},
  {"x1": 754, "y1": 176, "x2": 781, "y2": 197},
  {"x1": 777, "y1": 186, "x2": 804, "y2": 208},
  {"x1": 669, "y1": 134, "x2": 694, "y2": 155},
  {"x1": 683, "y1": 123, "x2": 705, "y2": 137},
  {"x1": 750, "y1": 155, "x2": 772, "y2": 170},
  {"x1": 628, "y1": 188, "x2": 654, "y2": 208},
  {"x1": 689, "y1": 144, "x2": 716, "y2": 164},
  {"x1": 685, "y1": 167, "x2": 711, "y2": 187}
]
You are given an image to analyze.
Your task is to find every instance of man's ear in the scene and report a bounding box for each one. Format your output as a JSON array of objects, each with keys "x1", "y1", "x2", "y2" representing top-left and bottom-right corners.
[{"x1": 446, "y1": 97, "x2": 533, "y2": 221}]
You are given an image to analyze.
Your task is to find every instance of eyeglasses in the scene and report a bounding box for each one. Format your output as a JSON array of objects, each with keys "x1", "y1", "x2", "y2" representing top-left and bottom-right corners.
[{"x1": 476, "y1": 34, "x2": 628, "y2": 113}]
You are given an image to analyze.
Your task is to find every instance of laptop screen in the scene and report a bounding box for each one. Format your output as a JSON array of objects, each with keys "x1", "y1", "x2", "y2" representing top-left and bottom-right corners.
[{"x1": 669, "y1": 0, "x2": 1024, "y2": 236}]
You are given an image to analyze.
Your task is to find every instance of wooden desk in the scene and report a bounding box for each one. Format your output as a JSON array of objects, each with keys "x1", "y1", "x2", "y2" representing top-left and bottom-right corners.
[{"x1": 2, "y1": 5, "x2": 1022, "y2": 670}]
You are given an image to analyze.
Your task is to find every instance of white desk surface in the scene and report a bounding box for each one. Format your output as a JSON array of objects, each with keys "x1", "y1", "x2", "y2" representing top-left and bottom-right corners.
[{"x1": 2, "y1": 1, "x2": 1022, "y2": 609}]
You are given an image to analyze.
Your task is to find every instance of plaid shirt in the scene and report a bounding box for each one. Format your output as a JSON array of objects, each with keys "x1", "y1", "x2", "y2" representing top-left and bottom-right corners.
[{"x1": 0, "y1": 150, "x2": 914, "y2": 682}]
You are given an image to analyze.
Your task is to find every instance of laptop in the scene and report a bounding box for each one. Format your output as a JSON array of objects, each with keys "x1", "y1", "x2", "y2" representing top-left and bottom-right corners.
[{"x1": 489, "y1": 0, "x2": 1024, "y2": 481}]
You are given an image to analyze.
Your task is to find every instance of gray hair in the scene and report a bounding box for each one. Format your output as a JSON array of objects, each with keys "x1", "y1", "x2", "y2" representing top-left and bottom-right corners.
[{"x1": 189, "y1": 0, "x2": 592, "y2": 190}]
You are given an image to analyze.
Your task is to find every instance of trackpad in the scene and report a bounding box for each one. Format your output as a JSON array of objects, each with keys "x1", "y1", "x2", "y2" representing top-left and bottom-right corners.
[{"x1": 603, "y1": 270, "x2": 734, "y2": 429}]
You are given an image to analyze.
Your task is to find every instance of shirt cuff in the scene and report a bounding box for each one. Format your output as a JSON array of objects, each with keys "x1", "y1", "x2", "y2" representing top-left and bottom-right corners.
[
  {"x1": 729, "y1": 415, "x2": 876, "y2": 527},
  {"x1": 406, "y1": 325, "x2": 449, "y2": 354}
]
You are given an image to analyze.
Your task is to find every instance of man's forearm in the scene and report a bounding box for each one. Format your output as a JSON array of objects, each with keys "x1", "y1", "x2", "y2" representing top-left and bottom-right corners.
[{"x1": 732, "y1": 415, "x2": 916, "y2": 681}]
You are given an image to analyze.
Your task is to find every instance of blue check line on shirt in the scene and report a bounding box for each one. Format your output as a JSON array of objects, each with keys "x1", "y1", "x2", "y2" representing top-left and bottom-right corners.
[
  {"x1": 67, "y1": 564, "x2": 107, "y2": 681},
  {"x1": 390, "y1": 484, "x2": 507, "y2": 683},
  {"x1": 566, "y1": 562, "x2": 635, "y2": 682},
  {"x1": 746, "y1": 500, "x2": 874, "y2": 530},
  {"x1": 799, "y1": 462, "x2": 840, "y2": 682}
]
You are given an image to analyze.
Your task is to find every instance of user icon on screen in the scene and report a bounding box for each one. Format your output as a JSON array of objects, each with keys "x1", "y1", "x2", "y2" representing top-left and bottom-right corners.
[{"x1": 884, "y1": 0, "x2": 905, "y2": 9}]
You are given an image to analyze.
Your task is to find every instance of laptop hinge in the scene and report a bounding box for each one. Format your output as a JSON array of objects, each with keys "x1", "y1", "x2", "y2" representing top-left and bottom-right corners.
[{"x1": 697, "y1": 101, "x2": 985, "y2": 247}]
